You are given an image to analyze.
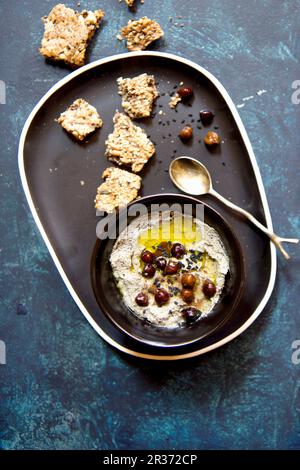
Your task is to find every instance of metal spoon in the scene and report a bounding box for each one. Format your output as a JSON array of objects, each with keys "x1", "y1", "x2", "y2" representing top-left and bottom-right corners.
[{"x1": 169, "y1": 156, "x2": 299, "y2": 259}]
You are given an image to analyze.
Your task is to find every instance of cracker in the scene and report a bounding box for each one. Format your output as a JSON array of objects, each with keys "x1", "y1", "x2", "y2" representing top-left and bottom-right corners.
[
  {"x1": 40, "y1": 4, "x2": 105, "y2": 67},
  {"x1": 117, "y1": 73, "x2": 158, "y2": 119},
  {"x1": 121, "y1": 17, "x2": 164, "y2": 51},
  {"x1": 95, "y1": 167, "x2": 142, "y2": 213},
  {"x1": 57, "y1": 98, "x2": 103, "y2": 141},
  {"x1": 105, "y1": 112, "x2": 155, "y2": 173}
]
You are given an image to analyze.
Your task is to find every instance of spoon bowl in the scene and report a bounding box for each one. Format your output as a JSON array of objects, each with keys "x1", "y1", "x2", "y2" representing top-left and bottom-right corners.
[
  {"x1": 169, "y1": 156, "x2": 299, "y2": 259},
  {"x1": 169, "y1": 156, "x2": 212, "y2": 195}
]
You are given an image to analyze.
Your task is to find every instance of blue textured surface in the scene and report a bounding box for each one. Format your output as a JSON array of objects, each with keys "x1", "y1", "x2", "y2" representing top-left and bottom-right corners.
[{"x1": 0, "y1": 0, "x2": 300, "y2": 450}]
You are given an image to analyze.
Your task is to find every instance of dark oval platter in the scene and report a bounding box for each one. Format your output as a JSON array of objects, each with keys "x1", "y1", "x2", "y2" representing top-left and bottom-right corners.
[{"x1": 19, "y1": 52, "x2": 276, "y2": 360}]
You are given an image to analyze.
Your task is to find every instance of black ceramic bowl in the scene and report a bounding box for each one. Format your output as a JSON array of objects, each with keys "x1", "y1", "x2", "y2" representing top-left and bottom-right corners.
[{"x1": 91, "y1": 194, "x2": 245, "y2": 348}]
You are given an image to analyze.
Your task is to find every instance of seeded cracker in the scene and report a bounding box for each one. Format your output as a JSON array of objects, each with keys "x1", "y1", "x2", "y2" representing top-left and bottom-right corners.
[
  {"x1": 57, "y1": 99, "x2": 103, "y2": 141},
  {"x1": 105, "y1": 112, "x2": 155, "y2": 173},
  {"x1": 117, "y1": 74, "x2": 158, "y2": 119},
  {"x1": 121, "y1": 17, "x2": 164, "y2": 51},
  {"x1": 40, "y1": 4, "x2": 105, "y2": 67},
  {"x1": 95, "y1": 167, "x2": 142, "y2": 213}
]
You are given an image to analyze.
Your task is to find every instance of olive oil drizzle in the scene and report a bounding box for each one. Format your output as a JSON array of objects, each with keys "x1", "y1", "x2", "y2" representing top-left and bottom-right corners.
[{"x1": 138, "y1": 218, "x2": 201, "y2": 251}]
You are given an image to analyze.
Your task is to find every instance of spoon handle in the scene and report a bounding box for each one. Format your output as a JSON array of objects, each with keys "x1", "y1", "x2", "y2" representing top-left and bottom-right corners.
[{"x1": 209, "y1": 188, "x2": 299, "y2": 260}]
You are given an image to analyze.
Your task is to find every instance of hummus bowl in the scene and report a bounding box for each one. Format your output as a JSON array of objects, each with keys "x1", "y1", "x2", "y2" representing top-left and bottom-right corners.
[{"x1": 91, "y1": 194, "x2": 245, "y2": 348}]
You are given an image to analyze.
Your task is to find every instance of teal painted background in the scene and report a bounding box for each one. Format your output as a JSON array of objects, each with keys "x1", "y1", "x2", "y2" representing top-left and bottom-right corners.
[{"x1": 0, "y1": 0, "x2": 300, "y2": 449}]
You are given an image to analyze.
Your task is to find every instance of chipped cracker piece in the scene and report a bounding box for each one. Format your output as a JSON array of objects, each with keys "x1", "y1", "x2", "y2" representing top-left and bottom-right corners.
[
  {"x1": 117, "y1": 73, "x2": 158, "y2": 119},
  {"x1": 57, "y1": 98, "x2": 103, "y2": 141},
  {"x1": 121, "y1": 17, "x2": 164, "y2": 51},
  {"x1": 169, "y1": 92, "x2": 182, "y2": 109},
  {"x1": 95, "y1": 167, "x2": 142, "y2": 213},
  {"x1": 40, "y1": 3, "x2": 105, "y2": 67},
  {"x1": 105, "y1": 112, "x2": 155, "y2": 173}
]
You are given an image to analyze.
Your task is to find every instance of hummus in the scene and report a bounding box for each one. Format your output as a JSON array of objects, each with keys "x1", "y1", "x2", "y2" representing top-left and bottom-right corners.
[{"x1": 110, "y1": 211, "x2": 229, "y2": 328}]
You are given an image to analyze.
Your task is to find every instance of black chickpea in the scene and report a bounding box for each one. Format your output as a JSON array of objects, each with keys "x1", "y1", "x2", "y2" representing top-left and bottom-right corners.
[
  {"x1": 141, "y1": 249, "x2": 154, "y2": 264},
  {"x1": 177, "y1": 86, "x2": 193, "y2": 99},
  {"x1": 202, "y1": 279, "x2": 216, "y2": 298},
  {"x1": 182, "y1": 307, "x2": 201, "y2": 324},
  {"x1": 165, "y1": 260, "x2": 180, "y2": 275},
  {"x1": 155, "y1": 288, "x2": 170, "y2": 306},
  {"x1": 200, "y1": 109, "x2": 215, "y2": 125},
  {"x1": 155, "y1": 257, "x2": 167, "y2": 271},
  {"x1": 142, "y1": 263, "x2": 156, "y2": 278},
  {"x1": 171, "y1": 243, "x2": 186, "y2": 259},
  {"x1": 135, "y1": 292, "x2": 149, "y2": 307}
]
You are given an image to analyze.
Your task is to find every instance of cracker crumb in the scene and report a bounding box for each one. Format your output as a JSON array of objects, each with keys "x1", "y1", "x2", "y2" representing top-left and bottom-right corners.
[
  {"x1": 57, "y1": 98, "x2": 103, "y2": 141},
  {"x1": 122, "y1": 0, "x2": 144, "y2": 6},
  {"x1": 95, "y1": 167, "x2": 142, "y2": 213},
  {"x1": 105, "y1": 112, "x2": 155, "y2": 173},
  {"x1": 40, "y1": 4, "x2": 105, "y2": 67},
  {"x1": 169, "y1": 92, "x2": 182, "y2": 109},
  {"x1": 117, "y1": 73, "x2": 158, "y2": 119},
  {"x1": 121, "y1": 17, "x2": 164, "y2": 51}
]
